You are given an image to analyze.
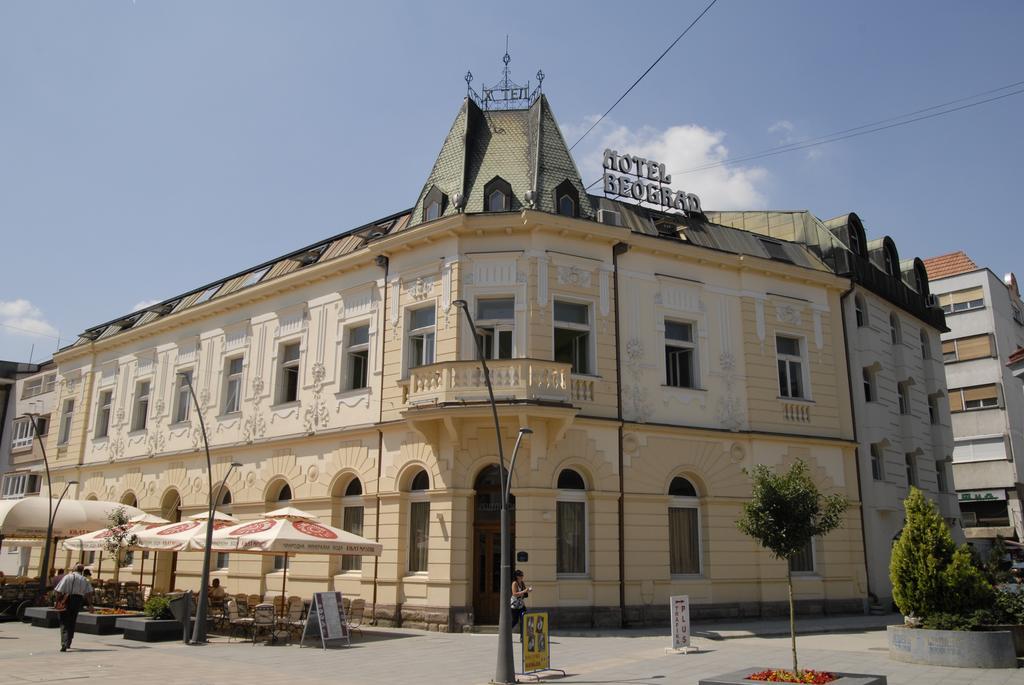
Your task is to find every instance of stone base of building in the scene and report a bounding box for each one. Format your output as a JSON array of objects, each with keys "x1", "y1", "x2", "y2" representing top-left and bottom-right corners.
[{"x1": 369, "y1": 598, "x2": 867, "y2": 633}]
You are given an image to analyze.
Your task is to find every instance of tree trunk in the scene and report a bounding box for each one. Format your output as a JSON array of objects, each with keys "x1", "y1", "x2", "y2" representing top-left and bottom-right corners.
[{"x1": 788, "y1": 565, "x2": 797, "y2": 675}]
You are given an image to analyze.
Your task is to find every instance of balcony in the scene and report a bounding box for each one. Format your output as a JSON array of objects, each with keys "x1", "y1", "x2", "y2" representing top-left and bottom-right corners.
[{"x1": 403, "y1": 358, "x2": 591, "y2": 407}]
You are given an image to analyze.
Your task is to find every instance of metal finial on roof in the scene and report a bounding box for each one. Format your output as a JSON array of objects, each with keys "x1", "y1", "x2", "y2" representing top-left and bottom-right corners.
[
  {"x1": 465, "y1": 70, "x2": 473, "y2": 97},
  {"x1": 536, "y1": 69, "x2": 544, "y2": 91},
  {"x1": 466, "y1": 39, "x2": 544, "y2": 111}
]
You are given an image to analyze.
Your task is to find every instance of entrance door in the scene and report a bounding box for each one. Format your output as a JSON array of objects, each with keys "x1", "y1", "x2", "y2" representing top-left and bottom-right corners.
[{"x1": 472, "y1": 465, "x2": 514, "y2": 625}]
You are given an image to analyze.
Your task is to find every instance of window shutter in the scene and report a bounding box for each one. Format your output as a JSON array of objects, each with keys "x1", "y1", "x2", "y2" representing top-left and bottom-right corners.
[
  {"x1": 951, "y1": 287, "x2": 984, "y2": 305},
  {"x1": 955, "y1": 334, "x2": 994, "y2": 361},
  {"x1": 949, "y1": 391, "x2": 964, "y2": 412},
  {"x1": 962, "y1": 384, "x2": 998, "y2": 404}
]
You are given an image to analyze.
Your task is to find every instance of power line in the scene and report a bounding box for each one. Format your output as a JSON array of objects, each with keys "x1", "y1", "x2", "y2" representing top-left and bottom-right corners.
[
  {"x1": 568, "y1": 0, "x2": 718, "y2": 151},
  {"x1": 677, "y1": 82, "x2": 1024, "y2": 174},
  {"x1": 0, "y1": 321, "x2": 61, "y2": 340},
  {"x1": 581, "y1": 80, "x2": 1024, "y2": 191}
]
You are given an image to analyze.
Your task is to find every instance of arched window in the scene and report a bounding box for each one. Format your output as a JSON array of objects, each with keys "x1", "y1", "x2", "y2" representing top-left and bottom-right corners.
[
  {"x1": 668, "y1": 477, "x2": 700, "y2": 575},
  {"x1": 890, "y1": 314, "x2": 902, "y2": 345},
  {"x1": 334, "y1": 477, "x2": 364, "y2": 572},
  {"x1": 556, "y1": 469, "x2": 587, "y2": 575},
  {"x1": 216, "y1": 488, "x2": 232, "y2": 570},
  {"x1": 884, "y1": 241, "x2": 900, "y2": 277},
  {"x1": 920, "y1": 330, "x2": 930, "y2": 359},
  {"x1": 854, "y1": 295, "x2": 868, "y2": 328},
  {"x1": 554, "y1": 180, "x2": 580, "y2": 218},
  {"x1": 270, "y1": 482, "x2": 292, "y2": 571},
  {"x1": 408, "y1": 469, "x2": 430, "y2": 573},
  {"x1": 483, "y1": 176, "x2": 512, "y2": 213}
]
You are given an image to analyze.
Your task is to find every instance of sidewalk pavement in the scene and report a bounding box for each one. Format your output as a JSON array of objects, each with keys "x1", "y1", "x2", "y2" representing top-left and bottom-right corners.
[{"x1": 2, "y1": 614, "x2": 1023, "y2": 685}]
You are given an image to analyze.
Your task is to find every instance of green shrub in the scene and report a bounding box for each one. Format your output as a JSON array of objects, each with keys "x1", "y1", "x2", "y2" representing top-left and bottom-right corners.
[
  {"x1": 144, "y1": 595, "x2": 172, "y2": 619},
  {"x1": 993, "y1": 590, "x2": 1024, "y2": 624},
  {"x1": 890, "y1": 488, "x2": 993, "y2": 620}
]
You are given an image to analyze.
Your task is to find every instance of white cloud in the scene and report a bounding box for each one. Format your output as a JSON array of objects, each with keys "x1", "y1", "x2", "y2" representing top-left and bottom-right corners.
[
  {"x1": 567, "y1": 117, "x2": 769, "y2": 210},
  {"x1": 132, "y1": 298, "x2": 162, "y2": 312},
  {"x1": 768, "y1": 119, "x2": 823, "y2": 160},
  {"x1": 0, "y1": 299, "x2": 59, "y2": 339}
]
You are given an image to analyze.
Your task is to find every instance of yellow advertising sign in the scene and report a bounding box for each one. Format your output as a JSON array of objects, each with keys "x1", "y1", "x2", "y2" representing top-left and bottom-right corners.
[{"x1": 522, "y1": 611, "x2": 549, "y2": 673}]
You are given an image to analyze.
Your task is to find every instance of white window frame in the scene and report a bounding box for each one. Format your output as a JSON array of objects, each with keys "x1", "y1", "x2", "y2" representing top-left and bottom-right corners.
[
  {"x1": 487, "y1": 189, "x2": 508, "y2": 212},
  {"x1": 95, "y1": 390, "x2": 113, "y2": 439},
  {"x1": 131, "y1": 380, "x2": 150, "y2": 432},
  {"x1": 172, "y1": 368, "x2": 193, "y2": 424},
  {"x1": 58, "y1": 399, "x2": 75, "y2": 445},
  {"x1": 870, "y1": 443, "x2": 885, "y2": 481},
  {"x1": 345, "y1": 323, "x2": 371, "y2": 390},
  {"x1": 920, "y1": 330, "x2": 930, "y2": 359},
  {"x1": 928, "y1": 394, "x2": 940, "y2": 425},
  {"x1": 890, "y1": 314, "x2": 902, "y2": 345},
  {"x1": 897, "y1": 381, "x2": 911, "y2": 415},
  {"x1": 788, "y1": 537, "x2": 817, "y2": 575},
  {"x1": 407, "y1": 490, "x2": 430, "y2": 575},
  {"x1": 558, "y1": 194, "x2": 575, "y2": 217},
  {"x1": 553, "y1": 298, "x2": 594, "y2": 376},
  {"x1": 425, "y1": 199, "x2": 441, "y2": 221},
  {"x1": 276, "y1": 340, "x2": 302, "y2": 405},
  {"x1": 668, "y1": 494, "x2": 702, "y2": 577},
  {"x1": 475, "y1": 297, "x2": 516, "y2": 361},
  {"x1": 905, "y1": 452, "x2": 918, "y2": 488},
  {"x1": 664, "y1": 319, "x2": 698, "y2": 389},
  {"x1": 862, "y1": 367, "x2": 876, "y2": 403},
  {"x1": 556, "y1": 488, "x2": 588, "y2": 577},
  {"x1": 854, "y1": 295, "x2": 867, "y2": 328},
  {"x1": 223, "y1": 356, "x2": 244, "y2": 415},
  {"x1": 340, "y1": 494, "x2": 365, "y2": 572},
  {"x1": 406, "y1": 306, "x2": 436, "y2": 372},
  {"x1": 2, "y1": 472, "x2": 40, "y2": 499},
  {"x1": 776, "y1": 334, "x2": 808, "y2": 400},
  {"x1": 11, "y1": 418, "x2": 34, "y2": 450},
  {"x1": 935, "y1": 459, "x2": 949, "y2": 493}
]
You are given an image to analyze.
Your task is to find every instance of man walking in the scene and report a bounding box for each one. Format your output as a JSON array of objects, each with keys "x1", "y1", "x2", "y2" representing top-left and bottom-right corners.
[{"x1": 54, "y1": 564, "x2": 93, "y2": 652}]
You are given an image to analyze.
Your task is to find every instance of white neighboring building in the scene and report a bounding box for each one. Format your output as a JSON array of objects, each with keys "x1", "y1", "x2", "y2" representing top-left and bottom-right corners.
[
  {"x1": 710, "y1": 211, "x2": 959, "y2": 608},
  {"x1": 923, "y1": 252, "x2": 1024, "y2": 548},
  {"x1": 0, "y1": 360, "x2": 56, "y2": 576}
]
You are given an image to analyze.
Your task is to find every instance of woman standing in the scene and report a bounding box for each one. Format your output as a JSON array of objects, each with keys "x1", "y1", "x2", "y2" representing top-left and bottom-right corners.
[{"x1": 510, "y1": 569, "x2": 532, "y2": 637}]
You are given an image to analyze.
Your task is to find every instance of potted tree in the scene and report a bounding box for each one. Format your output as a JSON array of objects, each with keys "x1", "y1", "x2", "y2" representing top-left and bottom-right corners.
[
  {"x1": 701, "y1": 459, "x2": 886, "y2": 685},
  {"x1": 887, "y1": 488, "x2": 1018, "y2": 668}
]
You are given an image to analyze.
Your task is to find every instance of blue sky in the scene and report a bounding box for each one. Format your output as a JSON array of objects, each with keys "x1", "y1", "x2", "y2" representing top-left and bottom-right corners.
[{"x1": 2, "y1": 1, "x2": 1022, "y2": 362}]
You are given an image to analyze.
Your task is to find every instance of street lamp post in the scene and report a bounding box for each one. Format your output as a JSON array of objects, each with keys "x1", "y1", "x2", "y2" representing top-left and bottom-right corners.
[
  {"x1": 23, "y1": 413, "x2": 77, "y2": 604},
  {"x1": 453, "y1": 299, "x2": 531, "y2": 685},
  {"x1": 176, "y1": 372, "x2": 217, "y2": 645}
]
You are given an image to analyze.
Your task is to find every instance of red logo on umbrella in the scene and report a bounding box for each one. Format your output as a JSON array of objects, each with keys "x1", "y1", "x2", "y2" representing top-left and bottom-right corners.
[
  {"x1": 293, "y1": 520, "x2": 338, "y2": 540},
  {"x1": 157, "y1": 521, "x2": 201, "y2": 536},
  {"x1": 229, "y1": 520, "x2": 277, "y2": 536}
]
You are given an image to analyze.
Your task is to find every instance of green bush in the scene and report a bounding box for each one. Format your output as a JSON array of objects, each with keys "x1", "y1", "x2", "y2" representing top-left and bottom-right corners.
[
  {"x1": 890, "y1": 488, "x2": 993, "y2": 620},
  {"x1": 144, "y1": 595, "x2": 172, "y2": 619}
]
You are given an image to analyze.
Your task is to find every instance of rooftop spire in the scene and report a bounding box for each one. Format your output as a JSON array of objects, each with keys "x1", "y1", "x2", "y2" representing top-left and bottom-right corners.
[{"x1": 465, "y1": 40, "x2": 543, "y2": 111}]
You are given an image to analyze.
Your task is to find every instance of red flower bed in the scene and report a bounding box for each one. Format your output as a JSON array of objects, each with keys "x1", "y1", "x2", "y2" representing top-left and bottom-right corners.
[{"x1": 747, "y1": 669, "x2": 838, "y2": 684}]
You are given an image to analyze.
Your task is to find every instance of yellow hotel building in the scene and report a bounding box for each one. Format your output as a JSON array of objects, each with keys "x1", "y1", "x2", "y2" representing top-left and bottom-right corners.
[{"x1": 39, "y1": 83, "x2": 872, "y2": 631}]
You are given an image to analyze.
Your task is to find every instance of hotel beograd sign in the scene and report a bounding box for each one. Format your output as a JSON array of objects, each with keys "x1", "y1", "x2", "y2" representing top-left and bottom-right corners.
[{"x1": 602, "y1": 149, "x2": 702, "y2": 214}]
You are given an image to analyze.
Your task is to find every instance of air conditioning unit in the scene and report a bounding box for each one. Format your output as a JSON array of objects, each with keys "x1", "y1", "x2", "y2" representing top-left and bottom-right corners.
[
  {"x1": 597, "y1": 209, "x2": 621, "y2": 227},
  {"x1": 927, "y1": 294, "x2": 939, "y2": 307}
]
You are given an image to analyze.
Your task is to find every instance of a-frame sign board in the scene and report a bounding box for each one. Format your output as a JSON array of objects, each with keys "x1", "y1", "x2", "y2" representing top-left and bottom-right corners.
[{"x1": 300, "y1": 591, "x2": 350, "y2": 649}]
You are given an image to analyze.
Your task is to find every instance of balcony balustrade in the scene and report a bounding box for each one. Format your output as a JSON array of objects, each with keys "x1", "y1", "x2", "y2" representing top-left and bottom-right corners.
[{"x1": 403, "y1": 358, "x2": 592, "y2": 407}]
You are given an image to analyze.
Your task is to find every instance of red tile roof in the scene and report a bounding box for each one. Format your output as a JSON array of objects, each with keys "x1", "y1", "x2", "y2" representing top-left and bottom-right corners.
[{"x1": 922, "y1": 251, "x2": 978, "y2": 280}]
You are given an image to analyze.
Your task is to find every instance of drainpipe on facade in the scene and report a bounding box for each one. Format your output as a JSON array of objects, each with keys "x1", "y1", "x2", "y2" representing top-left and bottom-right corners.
[
  {"x1": 612, "y1": 241, "x2": 630, "y2": 628},
  {"x1": 372, "y1": 254, "x2": 389, "y2": 626},
  {"x1": 839, "y1": 282, "x2": 873, "y2": 610}
]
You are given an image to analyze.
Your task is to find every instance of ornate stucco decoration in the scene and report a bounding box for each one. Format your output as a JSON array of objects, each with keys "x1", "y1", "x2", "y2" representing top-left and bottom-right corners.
[
  {"x1": 242, "y1": 375, "x2": 267, "y2": 443},
  {"x1": 716, "y1": 351, "x2": 743, "y2": 432},
  {"x1": 303, "y1": 362, "x2": 330, "y2": 434},
  {"x1": 409, "y1": 276, "x2": 434, "y2": 301},
  {"x1": 556, "y1": 265, "x2": 592, "y2": 288},
  {"x1": 623, "y1": 337, "x2": 653, "y2": 423},
  {"x1": 775, "y1": 304, "x2": 802, "y2": 325}
]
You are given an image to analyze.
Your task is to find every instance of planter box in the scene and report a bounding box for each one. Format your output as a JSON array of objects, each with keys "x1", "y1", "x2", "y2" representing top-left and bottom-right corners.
[
  {"x1": 24, "y1": 607, "x2": 60, "y2": 629},
  {"x1": 982, "y1": 624, "x2": 1024, "y2": 657},
  {"x1": 76, "y1": 612, "x2": 145, "y2": 635},
  {"x1": 699, "y1": 668, "x2": 886, "y2": 685},
  {"x1": 887, "y1": 625, "x2": 1017, "y2": 669},
  {"x1": 116, "y1": 617, "x2": 193, "y2": 642}
]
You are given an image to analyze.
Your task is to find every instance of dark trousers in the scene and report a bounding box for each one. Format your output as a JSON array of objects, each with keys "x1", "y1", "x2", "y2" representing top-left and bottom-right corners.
[
  {"x1": 510, "y1": 605, "x2": 526, "y2": 633},
  {"x1": 59, "y1": 595, "x2": 85, "y2": 649}
]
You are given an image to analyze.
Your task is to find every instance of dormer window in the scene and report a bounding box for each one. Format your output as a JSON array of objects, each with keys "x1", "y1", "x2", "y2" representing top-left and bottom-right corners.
[
  {"x1": 422, "y1": 185, "x2": 448, "y2": 222},
  {"x1": 483, "y1": 176, "x2": 512, "y2": 212},
  {"x1": 554, "y1": 180, "x2": 580, "y2": 218}
]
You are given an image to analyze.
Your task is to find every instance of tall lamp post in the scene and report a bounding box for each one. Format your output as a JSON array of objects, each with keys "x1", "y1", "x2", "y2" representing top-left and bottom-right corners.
[
  {"x1": 452, "y1": 299, "x2": 532, "y2": 685},
  {"x1": 176, "y1": 371, "x2": 219, "y2": 646},
  {"x1": 23, "y1": 413, "x2": 77, "y2": 603}
]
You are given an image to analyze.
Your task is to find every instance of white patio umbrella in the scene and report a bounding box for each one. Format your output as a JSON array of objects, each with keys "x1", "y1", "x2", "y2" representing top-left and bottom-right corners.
[
  {"x1": 135, "y1": 511, "x2": 238, "y2": 551},
  {"x1": 0, "y1": 497, "x2": 145, "y2": 539},
  {"x1": 199, "y1": 507, "x2": 382, "y2": 613},
  {"x1": 62, "y1": 513, "x2": 170, "y2": 585}
]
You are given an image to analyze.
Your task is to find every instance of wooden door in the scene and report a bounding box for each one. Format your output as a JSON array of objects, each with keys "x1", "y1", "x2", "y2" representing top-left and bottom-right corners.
[{"x1": 473, "y1": 527, "x2": 503, "y2": 624}]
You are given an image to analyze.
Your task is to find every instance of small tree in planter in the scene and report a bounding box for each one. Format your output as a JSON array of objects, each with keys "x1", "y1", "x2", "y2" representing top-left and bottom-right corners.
[
  {"x1": 102, "y1": 506, "x2": 139, "y2": 585},
  {"x1": 737, "y1": 459, "x2": 847, "y2": 677},
  {"x1": 890, "y1": 487, "x2": 991, "y2": 623}
]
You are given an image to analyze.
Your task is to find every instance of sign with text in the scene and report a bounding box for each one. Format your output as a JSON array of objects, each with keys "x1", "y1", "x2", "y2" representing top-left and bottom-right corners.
[
  {"x1": 602, "y1": 149, "x2": 702, "y2": 215},
  {"x1": 670, "y1": 595, "x2": 691, "y2": 650},
  {"x1": 959, "y1": 489, "x2": 1006, "y2": 502},
  {"x1": 300, "y1": 592, "x2": 349, "y2": 649},
  {"x1": 522, "y1": 611, "x2": 550, "y2": 673}
]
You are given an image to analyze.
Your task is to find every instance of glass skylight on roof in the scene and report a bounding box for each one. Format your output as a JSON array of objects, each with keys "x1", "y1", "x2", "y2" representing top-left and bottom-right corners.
[
  {"x1": 759, "y1": 238, "x2": 792, "y2": 263},
  {"x1": 240, "y1": 266, "x2": 271, "y2": 288},
  {"x1": 194, "y1": 284, "x2": 221, "y2": 305}
]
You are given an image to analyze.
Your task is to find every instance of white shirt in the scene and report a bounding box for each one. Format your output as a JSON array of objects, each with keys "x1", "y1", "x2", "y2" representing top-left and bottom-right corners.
[{"x1": 54, "y1": 572, "x2": 93, "y2": 597}]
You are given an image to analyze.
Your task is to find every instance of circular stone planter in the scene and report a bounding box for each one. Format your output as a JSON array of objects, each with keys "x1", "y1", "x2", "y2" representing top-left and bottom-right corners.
[
  {"x1": 887, "y1": 625, "x2": 1017, "y2": 669},
  {"x1": 698, "y1": 668, "x2": 886, "y2": 685}
]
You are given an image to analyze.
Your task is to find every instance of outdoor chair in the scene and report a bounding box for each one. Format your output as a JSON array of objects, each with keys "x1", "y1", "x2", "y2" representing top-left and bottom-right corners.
[
  {"x1": 247, "y1": 594, "x2": 261, "y2": 610},
  {"x1": 341, "y1": 596, "x2": 352, "y2": 615},
  {"x1": 234, "y1": 595, "x2": 250, "y2": 618},
  {"x1": 284, "y1": 597, "x2": 305, "y2": 638},
  {"x1": 225, "y1": 600, "x2": 254, "y2": 642},
  {"x1": 271, "y1": 595, "x2": 286, "y2": 617},
  {"x1": 251, "y1": 604, "x2": 276, "y2": 645},
  {"x1": 346, "y1": 598, "x2": 365, "y2": 638}
]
